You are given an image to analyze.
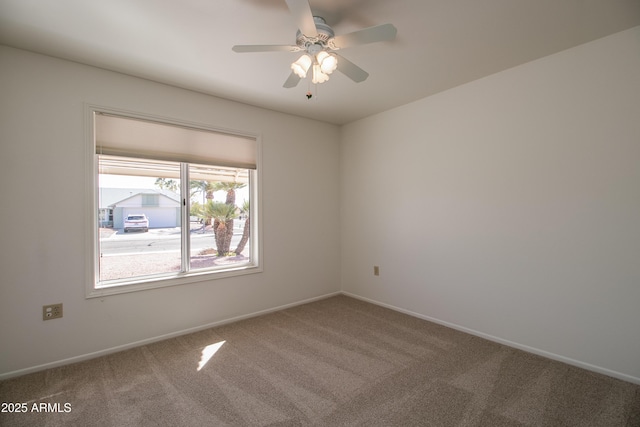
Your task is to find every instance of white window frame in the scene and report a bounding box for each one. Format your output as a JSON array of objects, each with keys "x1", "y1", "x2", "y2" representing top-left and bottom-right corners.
[{"x1": 84, "y1": 105, "x2": 262, "y2": 298}]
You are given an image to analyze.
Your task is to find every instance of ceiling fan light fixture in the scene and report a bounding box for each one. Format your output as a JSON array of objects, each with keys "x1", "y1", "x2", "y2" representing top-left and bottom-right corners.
[
  {"x1": 316, "y1": 51, "x2": 338, "y2": 75},
  {"x1": 312, "y1": 64, "x2": 330, "y2": 84},
  {"x1": 291, "y1": 54, "x2": 312, "y2": 78},
  {"x1": 232, "y1": 0, "x2": 397, "y2": 89}
]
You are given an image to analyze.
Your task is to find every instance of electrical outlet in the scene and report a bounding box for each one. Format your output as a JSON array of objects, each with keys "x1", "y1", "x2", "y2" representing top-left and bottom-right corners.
[
  {"x1": 374, "y1": 266, "x2": 380, "y2": 276},
  {"x1": 43, "y1": 303, "x2": 63, "y2": 321}
]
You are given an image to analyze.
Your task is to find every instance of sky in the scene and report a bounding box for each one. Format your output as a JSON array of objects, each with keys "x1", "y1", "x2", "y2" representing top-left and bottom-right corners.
[{"x1": 99, "y1": 175, "x2": 156, "y2": 188}]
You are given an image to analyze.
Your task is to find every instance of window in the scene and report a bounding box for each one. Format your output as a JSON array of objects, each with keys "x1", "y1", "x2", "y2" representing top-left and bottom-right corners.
[
  {"x1": 141, "y1": 194, "x2": 159, "y2": 206},
  {"x1": 87, "y1": 108, "x2": 261, "y2": 297}
]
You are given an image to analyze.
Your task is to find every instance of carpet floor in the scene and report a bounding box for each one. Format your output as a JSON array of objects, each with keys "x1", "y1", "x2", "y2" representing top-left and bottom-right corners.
[{"x1": 1, "y1": 295, "x2": 639, "y2": 426}]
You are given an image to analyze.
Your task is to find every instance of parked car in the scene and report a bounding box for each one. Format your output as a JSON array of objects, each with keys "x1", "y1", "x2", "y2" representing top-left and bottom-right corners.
[{"x1": 124, "y1": 214, "x2": 149, "y2": 232}]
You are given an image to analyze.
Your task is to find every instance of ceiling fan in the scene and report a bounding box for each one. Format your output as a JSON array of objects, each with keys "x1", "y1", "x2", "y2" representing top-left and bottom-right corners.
[{"x1": 232, "y1": 0, "x2": 397, "y2": 88}]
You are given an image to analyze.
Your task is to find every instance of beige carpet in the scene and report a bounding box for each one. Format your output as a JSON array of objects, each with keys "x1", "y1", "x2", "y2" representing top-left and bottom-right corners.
[{"x1": 1, "y1": 295, "x2": 639, "y2": 426}]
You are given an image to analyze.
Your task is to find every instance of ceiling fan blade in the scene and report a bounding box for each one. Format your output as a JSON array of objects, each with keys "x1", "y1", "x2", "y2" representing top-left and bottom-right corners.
[
  {"x1": 283, "y1": 71, "x2": 301, "y2": 88},
  {"x1": 335, "y1": 54, "x2": 369, "y2": 83},
  {"x1": 232, "y1": 44, "x2": 301, "y2": 53},
  {"x1": 332, "y1": 23, "x2": 397, "y2": 49},
  {"x1": 285, "y1": 0, "x2": 318, "y2": 37}
]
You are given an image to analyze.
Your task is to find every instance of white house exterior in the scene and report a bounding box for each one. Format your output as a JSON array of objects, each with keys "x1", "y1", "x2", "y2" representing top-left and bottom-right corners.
[{"x1": 99, "y1": 188, "x2": 181, "y2": 229}]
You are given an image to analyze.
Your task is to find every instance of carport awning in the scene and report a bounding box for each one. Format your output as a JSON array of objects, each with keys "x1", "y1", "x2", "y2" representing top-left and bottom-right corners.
[{"x1": 99, "y1": 156, "x2": 249, "y2": 183}]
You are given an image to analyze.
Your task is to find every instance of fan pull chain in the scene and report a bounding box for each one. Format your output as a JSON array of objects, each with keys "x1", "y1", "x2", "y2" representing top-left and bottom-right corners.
[
  {"x1": 306, "y1": 79, "x2": 313, "y2": 100},
  {"x1": 305, "y1": 81, "x2": 320, "y2": 101}
]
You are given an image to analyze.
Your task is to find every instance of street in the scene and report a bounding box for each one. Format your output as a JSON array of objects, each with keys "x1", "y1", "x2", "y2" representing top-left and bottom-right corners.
[{"x1": 100, "y1": 222, "x2": 245, "y2": 255}]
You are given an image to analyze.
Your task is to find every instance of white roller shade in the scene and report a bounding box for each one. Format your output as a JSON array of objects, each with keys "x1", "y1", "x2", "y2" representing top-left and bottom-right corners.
[{"x1": 95, "y1": 113, "x2": 257, "y2": 169}]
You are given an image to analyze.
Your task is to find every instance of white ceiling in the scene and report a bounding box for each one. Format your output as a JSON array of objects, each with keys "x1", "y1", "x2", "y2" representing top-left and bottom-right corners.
[{"x1": 1, "y1": 0, "x2": 639, "y2": 125}]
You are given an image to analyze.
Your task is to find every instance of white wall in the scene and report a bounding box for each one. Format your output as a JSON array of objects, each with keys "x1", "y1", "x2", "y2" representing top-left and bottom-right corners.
[
  {"x1": 3, "y1": 27, "x2": 639, "y2": 383},
  {"x1": 0, "y1": 46, "x2": 341, "y2": 377},
  {"x1": 341, "y1": 27, "x2": 640, "y2": 383}
]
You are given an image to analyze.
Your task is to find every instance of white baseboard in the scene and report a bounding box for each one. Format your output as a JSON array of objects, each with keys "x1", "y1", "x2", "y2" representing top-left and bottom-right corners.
[
  {"x1": 0, "y1": 292, "x2": 341, "y2": 381},
  {"x1": 342, "y1": 291, "x2": 640, "y2": 386}
]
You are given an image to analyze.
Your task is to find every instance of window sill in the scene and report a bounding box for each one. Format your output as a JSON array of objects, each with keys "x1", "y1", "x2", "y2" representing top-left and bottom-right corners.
[{"x1": 86, "y1": 264, "x2": 262, "y2": 298}]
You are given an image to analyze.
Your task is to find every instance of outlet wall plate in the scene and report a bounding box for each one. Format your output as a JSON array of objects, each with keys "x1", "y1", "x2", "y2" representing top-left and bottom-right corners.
[{"x1": 43, "y1": 303, "x2": 63, "y2": 320}]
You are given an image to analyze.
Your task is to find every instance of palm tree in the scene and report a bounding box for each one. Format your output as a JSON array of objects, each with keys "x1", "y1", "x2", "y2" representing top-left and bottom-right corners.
[
  {"x1": 216, "y1": 182, "x2": 247, "y2": 250},
  {"x1": 216, "y1": 182, "x2": 246, "y2": 206},
  {"x1": 202, "y1": 201, "x2": 238, "y2": 256},
  {"x1": 191, "y1": 180, "x2": 218, "y2": 225},
  {"x1": 234, "y1": 200, "x2": 250, "y2": 256}
]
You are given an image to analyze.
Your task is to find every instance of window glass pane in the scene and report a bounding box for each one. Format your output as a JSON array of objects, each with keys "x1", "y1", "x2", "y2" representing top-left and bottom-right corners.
[
  {"x1": 97, "y1": 156, "x2": 182, "y2": 284},
  {"x1": 188, "y1": 163, "x2": 251, "y2": 271}
]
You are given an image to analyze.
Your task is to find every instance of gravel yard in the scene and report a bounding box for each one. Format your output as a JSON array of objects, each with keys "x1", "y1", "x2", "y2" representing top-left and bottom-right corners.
[{"x1": 99, "y1": 251, "x2": 249, "y2": 281}]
